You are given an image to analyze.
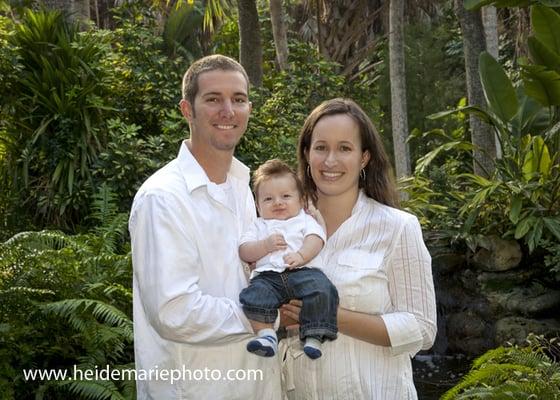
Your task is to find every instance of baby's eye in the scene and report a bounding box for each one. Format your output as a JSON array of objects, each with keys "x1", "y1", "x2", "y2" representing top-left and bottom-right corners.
[
  {"x1": 283, "y1": 194, "x2": 292, "y2": 198},
  {"x1": 263, "y1": 197, "x2": 272, "y2": 202}
]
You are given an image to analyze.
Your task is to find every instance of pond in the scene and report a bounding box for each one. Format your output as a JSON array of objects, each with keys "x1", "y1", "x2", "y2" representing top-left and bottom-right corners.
[{"x1": 413, "y1": 353, "x2": 472, "y2": 399}]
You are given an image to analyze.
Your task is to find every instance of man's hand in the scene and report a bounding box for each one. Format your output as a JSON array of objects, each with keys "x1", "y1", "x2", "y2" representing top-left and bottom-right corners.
[
  {"x1": 280, "y1": 299, "x2": 302, "y2": 331},
  {"x1": 264, "y1": 233, "x2": 287, "y2": 253},
  {"x1": 283, "y1": 252, "x2": 304, "y2": 269}
]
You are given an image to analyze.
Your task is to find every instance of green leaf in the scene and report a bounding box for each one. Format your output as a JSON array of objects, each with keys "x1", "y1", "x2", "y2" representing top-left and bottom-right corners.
[
  {"x1": 526, "y1": 218, "x2": 543, "y2": 253},
  {"x1": 528, "y1": 36, "x2": 560, "y2": 74},
  {"x1": 428, "y1": 105, "x2": 495, "y2": 125},
  {"x1": 531, "y1": 5, "x2": 560, "y2": 55},
  {"x1": 511, "y1": 85, "x2": 549, "y2": 136},
  {"x1": 522, "y1": 65, "x2": 560, "y2": 106},
  {"x1": 522, "y1": 136, "x2": 551, "y2": 179},
  {"x1": 464, "y1": 0, "x2": 495, "y2": 10},
  {"x1": 479, "y1": 52, "x2": 519, "y2": 122},
  {"x1": 543, "y1": 217, "x2": 560, "y2": 241},
  {"x1": 414, "y1": 141, "x2": 474, "y2": 174},
  {"x1": 515, "y1": 216, "x2": 536, "y2": 239},
  {"x1": 538, "y1": 0, "x2": 560, "y2": 6},
  {"x1": 464, "y1": 0, "x2": 530, "y2": 10},
  {"x1": 509, "y1": 196, "x2": 522, "y2": 224}
]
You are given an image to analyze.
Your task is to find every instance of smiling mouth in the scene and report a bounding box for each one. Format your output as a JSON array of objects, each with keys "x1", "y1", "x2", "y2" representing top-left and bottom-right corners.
[
  {"x1": 215, "y1": 124, "x2": 236, "y2": 130},
  {"x1": 321, "y1": 172, "x2": 343, "y2": 180}
]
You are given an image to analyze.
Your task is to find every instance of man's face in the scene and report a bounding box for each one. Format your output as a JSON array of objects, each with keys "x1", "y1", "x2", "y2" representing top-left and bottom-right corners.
[{"x1": 180, "y1": 69, "x2": 251, "y2": 152}]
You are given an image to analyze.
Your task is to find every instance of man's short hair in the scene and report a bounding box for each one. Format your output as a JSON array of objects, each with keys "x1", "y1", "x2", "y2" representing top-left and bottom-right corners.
[
  {"x1": 182, "y1": 55, "x2": 249, "y2": 106},
  {"x1": 253, "y1": 159, "x2": 304, "y2": 201}
]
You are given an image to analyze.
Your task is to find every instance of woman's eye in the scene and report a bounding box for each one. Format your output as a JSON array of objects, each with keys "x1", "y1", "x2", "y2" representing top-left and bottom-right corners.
[
  {"x1": 341, "y1": 145, "x2": 352, "y2": 152},
  {"x1": 314, "y1": 145, "x2": 326, "y2": 151}
]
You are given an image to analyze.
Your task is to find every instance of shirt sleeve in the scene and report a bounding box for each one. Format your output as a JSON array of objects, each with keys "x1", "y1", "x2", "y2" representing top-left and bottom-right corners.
[
  {"x1": 239, "y1": 221, "x2": 259, "y2": 246},
  {"x1": 130, "y1": 191, "x2": 253, "y2": 345},
  {"x1": 381, "y1": 215, "x2": 437, "y2": 357},
  {"x1": 302, "y1": 213, "x2": 326, "y2": 243}
]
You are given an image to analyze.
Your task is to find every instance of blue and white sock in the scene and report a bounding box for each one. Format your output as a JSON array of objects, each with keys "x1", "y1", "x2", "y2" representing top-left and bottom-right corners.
[
  {"x1": 303, "y1": 337, "x2": 322, "y2": 359},
  {"x1": 247, "y1": 328, "x2": 278, "y2": 357}
]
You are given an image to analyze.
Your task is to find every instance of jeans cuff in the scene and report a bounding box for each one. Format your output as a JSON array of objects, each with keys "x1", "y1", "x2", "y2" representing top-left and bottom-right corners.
[
  {"x1": 242, "y1": 306, "x2": 278, "y2": 324},
  {"x1": 300, "y1": 324, "x2": 338, "y2": 342}
]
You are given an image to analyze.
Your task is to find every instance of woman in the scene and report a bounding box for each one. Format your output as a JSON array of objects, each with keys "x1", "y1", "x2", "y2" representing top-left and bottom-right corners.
[{"x1": 281, "y1": 98, "x2": 437, "y2": 399}]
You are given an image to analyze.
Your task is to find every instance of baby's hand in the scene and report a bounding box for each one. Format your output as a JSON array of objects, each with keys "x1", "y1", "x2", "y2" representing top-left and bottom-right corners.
[
  {"x1": 283, "y1": 252, "x2": 304, "y2": 269},
  {"x1": 265, "y1": 233, "x2": 287, "y2": 253}
]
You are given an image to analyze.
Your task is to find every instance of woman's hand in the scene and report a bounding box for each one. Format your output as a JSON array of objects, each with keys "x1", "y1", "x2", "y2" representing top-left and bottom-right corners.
[{"x1": 280, "y1": 299, "x2": 302, "y2": 331}]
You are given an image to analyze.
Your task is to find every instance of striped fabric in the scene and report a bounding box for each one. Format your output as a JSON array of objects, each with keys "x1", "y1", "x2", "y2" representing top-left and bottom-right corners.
[{"x1": 282, "y1": 191, "x2": 437, "y2": 400}]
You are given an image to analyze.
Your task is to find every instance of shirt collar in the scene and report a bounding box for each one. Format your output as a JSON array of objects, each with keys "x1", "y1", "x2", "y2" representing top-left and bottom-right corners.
[
  {"x1": 351, "y1": 190, "x2": 368, "y2": 215},
  {"x1": 177, "y1": 140, "x2": 250, "y2": 193}
]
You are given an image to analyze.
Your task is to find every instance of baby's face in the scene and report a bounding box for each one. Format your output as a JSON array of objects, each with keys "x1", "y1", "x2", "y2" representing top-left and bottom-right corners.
[{"x1": 257, "y1": 175, "x2": 303, "y2": 220}]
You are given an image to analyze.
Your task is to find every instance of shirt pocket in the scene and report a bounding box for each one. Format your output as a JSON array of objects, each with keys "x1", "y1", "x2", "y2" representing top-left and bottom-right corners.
[{"x1": 334, "y1": 249, "x2": 389, "y2": 313}]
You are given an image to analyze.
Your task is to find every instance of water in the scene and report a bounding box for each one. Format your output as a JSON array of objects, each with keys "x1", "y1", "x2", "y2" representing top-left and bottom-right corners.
[{"x1": 413, "y1": 353, "x2": 472, "y2": 399}]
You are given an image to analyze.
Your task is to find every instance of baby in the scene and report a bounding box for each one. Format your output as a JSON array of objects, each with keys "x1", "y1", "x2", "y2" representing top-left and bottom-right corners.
[{"x1": 239, "y1": 159, "x2": 338, "y2": 359}]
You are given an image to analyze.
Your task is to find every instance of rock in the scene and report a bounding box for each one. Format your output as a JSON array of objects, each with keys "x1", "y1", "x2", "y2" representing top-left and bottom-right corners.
[
  {"x1": 472, "y1": 236, "x2": 522, "y2": 272},
  {"x1": 433, "y1": 253, "x2": 466, "y2": 275},
  {"x1": 486, "y1": 286, "x2": 560, "y2": 317},
  {"x1": 477, "y1": 268, "x2": 536, "y2": 290},
  {"x1": 495, "y1": 316, "x2": 560, "y2": 345},
  {"x1": 446, "y1": 311, "x2": 494, "y2": 354}
]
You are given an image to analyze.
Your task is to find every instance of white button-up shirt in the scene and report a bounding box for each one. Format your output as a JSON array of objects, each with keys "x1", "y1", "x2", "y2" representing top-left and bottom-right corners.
[
  {"x1": 129, "y1": 142, "x2": 281, "y2": 400},
  {"x1": 282, "y1": 191, "x2": 437, "y2": 400}
]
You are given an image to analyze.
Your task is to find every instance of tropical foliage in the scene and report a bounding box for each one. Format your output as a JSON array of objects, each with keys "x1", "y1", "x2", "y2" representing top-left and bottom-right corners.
[
  {"x1": 442, "y1": 335, "x2": 560, "y2": 399},
  {"x1": 0, "y1": 186, "x2": 133, "y2": 399},
  {"x1": 1, "y1": 1, "x2": 559, "y2": 399},
  {"x1": 403, "y1": 4, "x2": 560, "y2": 280}
]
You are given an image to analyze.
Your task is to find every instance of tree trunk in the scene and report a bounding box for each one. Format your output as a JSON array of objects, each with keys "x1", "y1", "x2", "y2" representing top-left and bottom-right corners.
[
  {"x1": 237, "y1": 0, "x2": 263, "y2": 87},
  {"x1": 42, "y1": 0, "x2": 72, "y2": 17},
  {"x1": 482, "y1": 6, "x2": 498, "y2": 59},
  {"x1": 454, "y1": 0, "x2": 496, "y2": 177},
  {"x1": 482, "y1": 5, "x2": 501, "y2": 158},
  {"x1": 270, "y1": 0, "x2": 289, "y2": 71},
  {"x1": 71, "y1": 0, "x2": 91, "y2": 28},
  {"x1": 389, "y1": 0, "x2": 411, "y2": 183}
]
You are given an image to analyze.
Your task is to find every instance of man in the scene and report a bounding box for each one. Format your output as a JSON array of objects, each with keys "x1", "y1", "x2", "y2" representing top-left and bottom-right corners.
[{"x1": 129, "y1": 55, "x2": 282, "y2": 399}]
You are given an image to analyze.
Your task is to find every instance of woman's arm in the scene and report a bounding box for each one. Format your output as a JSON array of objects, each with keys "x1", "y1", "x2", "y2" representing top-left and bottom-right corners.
[{"x1": 337, "y1": 308, "x2": 391, "y2": 346}]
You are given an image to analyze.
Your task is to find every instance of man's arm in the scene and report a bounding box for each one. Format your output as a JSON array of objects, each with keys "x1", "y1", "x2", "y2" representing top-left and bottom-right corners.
[
  {"x1": 131, "y1": 191, "x2": 253, "y2": 345},
  {"x1": 283, "y1": 234, "x2": 324, "y2": 269},
  {"x1": 239, "y1": 233, "x2": 287, "y2": 263}
]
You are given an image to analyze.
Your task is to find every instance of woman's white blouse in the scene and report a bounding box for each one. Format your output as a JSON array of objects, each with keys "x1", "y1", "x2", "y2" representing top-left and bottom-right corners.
[{"x1": 282, "y1": 191, "x2": 437, "y2": 400}]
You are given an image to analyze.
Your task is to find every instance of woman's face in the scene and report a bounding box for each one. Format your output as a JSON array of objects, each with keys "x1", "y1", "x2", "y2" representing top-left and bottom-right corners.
[{"x1": 307, "y1": 114, "x2": 370, "y2": 199}]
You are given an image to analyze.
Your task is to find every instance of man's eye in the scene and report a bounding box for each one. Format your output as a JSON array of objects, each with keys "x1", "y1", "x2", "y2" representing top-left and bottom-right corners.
[
  {"x1": 207, "y1": 98, "x2": 218, "y2": 103},
  {"x1": 234, "y1": 98, "x2": 247, "y2": 103}
]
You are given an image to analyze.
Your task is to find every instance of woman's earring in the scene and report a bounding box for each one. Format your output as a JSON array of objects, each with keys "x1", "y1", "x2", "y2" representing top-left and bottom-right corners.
[
  {"x1": 307, "y1": 165, "x2": 311, "y2": 178},
  {"x1": 360, "y1": 169, "x2": 366, "y2": 180}
]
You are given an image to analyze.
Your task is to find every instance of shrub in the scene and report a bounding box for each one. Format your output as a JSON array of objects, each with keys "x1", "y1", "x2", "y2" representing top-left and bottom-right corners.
[{"x1": 0, "y1": 186, "x2": 134, "y2": 399}]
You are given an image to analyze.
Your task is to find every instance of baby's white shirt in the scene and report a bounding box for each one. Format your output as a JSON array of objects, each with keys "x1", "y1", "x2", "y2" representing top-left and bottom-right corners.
[{"x1": 239, "y1": 210, "x2": 326, "y2": 278}]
